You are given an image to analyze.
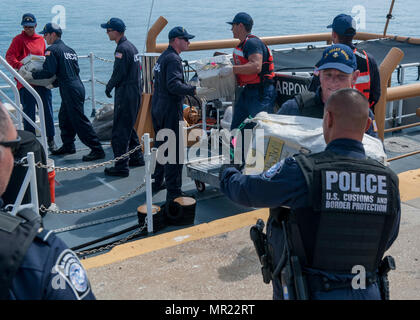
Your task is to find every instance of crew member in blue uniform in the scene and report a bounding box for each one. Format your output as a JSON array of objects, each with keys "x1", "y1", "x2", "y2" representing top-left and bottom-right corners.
[
  {"x1": 278, "y1": 44, "x2": 378, "y2": 138},
  {"x1": 28, "y1": 23, "x2": 105, "y2": 162},
  {"x1": 151, "y1": 27, "x2": 197, "y2": 200},
  {"x1": 0, "y1": 102, "x2": 95, "y2": 300},
  {"x1": 309, "y1": 14, "x2": 381, "y2": 110},
  {"x1": 101, "y1": 18, "x2": 144, "y2": 177},
  {"x1": 220, "y1": 89, "x2": 401, "y2": 300}
]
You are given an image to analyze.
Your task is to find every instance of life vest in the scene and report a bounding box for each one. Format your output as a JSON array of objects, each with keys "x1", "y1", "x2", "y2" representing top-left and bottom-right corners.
[
  {"x1": 295, "y1": 91, "x2": 323, "y2": 119},
  {"x1": 353, "y1": 48, "x2": 372, "y2": 104},
  {"x1": 287, "y1": 151, "x2": 400, "y2": 274},
  {"x1": 232, "y1": 34, "x2": 275, "y2": 86}
]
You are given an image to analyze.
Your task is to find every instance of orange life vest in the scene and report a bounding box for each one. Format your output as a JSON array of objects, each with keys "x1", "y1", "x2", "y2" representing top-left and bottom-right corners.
[
  {"x1": 353, "y1": 48, "x2": 372, "y2": 104},
  {"x1": 232, "y1": 34, "x2": 275, "y2": 86}
]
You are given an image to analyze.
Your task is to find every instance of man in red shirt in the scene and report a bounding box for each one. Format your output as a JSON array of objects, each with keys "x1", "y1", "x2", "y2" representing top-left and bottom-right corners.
[{"x1": 6, "y1": 13, "x2": 56, "y2": 152}]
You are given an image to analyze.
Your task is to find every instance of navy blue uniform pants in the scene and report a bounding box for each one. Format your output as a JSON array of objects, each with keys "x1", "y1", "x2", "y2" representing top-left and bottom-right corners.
[
  {"x1": 19, "y1": 86, "x2": 55, "y2": 138},
  {"x1": 152, "y1": 101, "x2": 183, "y2": 200},
  {"x1": 112, "y1": 84, "x2": 142, "y2": 171},
  {"x1": 58, "y1": 80, "x2": 102, "y2": 151},
  {"x1": 267, "y1": 216, "x2": 383, "y2": 300},
  {"x1": 230, "y1": 84, "x2": 276, "y2": 130}
]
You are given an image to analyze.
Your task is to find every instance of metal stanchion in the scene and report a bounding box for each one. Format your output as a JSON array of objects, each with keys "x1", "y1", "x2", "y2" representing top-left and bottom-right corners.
[
  {"x1": 143, "y1": 133, "x2": 154, "y2": 233},
  {"x1": 89, "y1": 52, "x2": 97, "y2": 117},
  {"x1": 10, "y1": 152, "x2": 39, "y2": 217}
]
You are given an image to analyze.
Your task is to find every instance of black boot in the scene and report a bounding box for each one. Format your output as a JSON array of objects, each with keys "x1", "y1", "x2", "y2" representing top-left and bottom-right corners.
[
  {"x1": 104, "y1": 166, "x2": 129, "y2": 177},
  {"x1": 50, "y1": 145, "x2": 76, "y2": 156},
  {"x1": 82, "y1": 149, "x2": 106, "y2": 161},
  {"x1": 47, "y1": 137, "x2": 57, "y2": 152}
]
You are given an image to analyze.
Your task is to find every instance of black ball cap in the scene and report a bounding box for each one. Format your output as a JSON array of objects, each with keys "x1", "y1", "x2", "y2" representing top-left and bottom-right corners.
[
  {"x1": 39, "y1": 22, "x2": 62, "y2": 35},
  {"x1": 100, "y1": 18, "x2": 126, "y2": 32},
  {"x1": 168, "y1": 26, "x2": 195, "y2": 40}
]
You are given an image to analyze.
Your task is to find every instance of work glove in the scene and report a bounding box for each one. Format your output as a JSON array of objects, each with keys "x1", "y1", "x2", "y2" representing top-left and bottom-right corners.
[
  {"x1": 219, "y1": 65, "x2": 233, "y2": 78},
  {"x1": 195, "y1": 87, "x2": 216, "y2": 99},
  {"x1": 18, "y1": 65, "x2": 33, "y2": 81},
  {"x1": 218, "y1": 163, "x2": 243, "y2": 181},
  {"x1": 105, "y1": 88, "x2": 112, "y2": 98}
]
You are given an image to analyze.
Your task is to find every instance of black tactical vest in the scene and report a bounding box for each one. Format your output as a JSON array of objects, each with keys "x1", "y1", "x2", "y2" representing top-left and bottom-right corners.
[
  {"x1": 0, "y1": 208, "x2": 41, "y2": 299},
  {"x1": 289, "y1": 151, "x2": 399, "y2": 274},
  {"x1": 295, "y1": 91, "x2": 324, "y2": 119}
]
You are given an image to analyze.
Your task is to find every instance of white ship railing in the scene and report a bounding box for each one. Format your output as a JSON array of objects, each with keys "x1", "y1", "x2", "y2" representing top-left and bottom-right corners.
[{"x1": 0, "y1": 55, "x2": 48, "y2": 155}]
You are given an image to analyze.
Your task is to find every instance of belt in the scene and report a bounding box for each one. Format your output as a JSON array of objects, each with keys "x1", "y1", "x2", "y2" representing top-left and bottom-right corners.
[{"x1": 306, "y1": 273, "x2": 378, "y2": 292}]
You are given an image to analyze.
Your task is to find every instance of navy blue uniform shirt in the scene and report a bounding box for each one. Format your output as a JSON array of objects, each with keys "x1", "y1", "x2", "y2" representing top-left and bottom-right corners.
[
  {"x1": 0, "y1": 198, "x2": 95, "y2": 300},
  {"x1": 106, "y1": 36, "x2": 141, "y2": 92},
  {"x1": 153, "y1": 45, "x2": 196, "y2": 101},
  {"x1": 241, "y1": 36, "x2": 269, "y2": 63},
  {"x1": 33, "y1": 39, "x2": 80, "y2": 84},
  {"x1": 9, "y1": 229, "x2": 95, "y2": 300}
]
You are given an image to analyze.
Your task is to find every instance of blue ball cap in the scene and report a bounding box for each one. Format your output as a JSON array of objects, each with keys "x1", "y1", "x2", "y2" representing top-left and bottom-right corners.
[
  {"x1": 226, "y1": 12, "x2": 253, "y2": 28},
  {"x1": 39, "y1": 22, "x2": 62, "y2": 36},
  {"x1": 317, "y1": 44, "x2": 357, "y2": 74},
  {"x1": 327, "y1": 14, "x2": 356, "y2": 36},
  {"x1": 101, "y1": 18, "x2": 126, "y2": 32},
  {"x1": 21, "y1": 13, "x2": 37, "y2": 27},
  {"x1": 168, "y1": 26, "x2": 195, "y2": 40}
]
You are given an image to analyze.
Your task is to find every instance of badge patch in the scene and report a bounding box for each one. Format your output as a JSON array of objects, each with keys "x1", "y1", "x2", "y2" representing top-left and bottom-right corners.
[
  {"x1": 262, "y1": 160, "x2": 284, "y2": 181},
  {"x1": 54, "y1": 249, "x2": 90, "y2": 299},
  {"x1": 115, "y1": 52, "x2": 123, "y2": 59},
  {"x1": 45, "y1": 51, "x2": 51, "y2": 56}
]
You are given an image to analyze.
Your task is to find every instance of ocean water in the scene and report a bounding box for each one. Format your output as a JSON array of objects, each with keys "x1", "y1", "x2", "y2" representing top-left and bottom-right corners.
[{"x1": 1, "y1": 0, "x2": 419, "y2": 118}]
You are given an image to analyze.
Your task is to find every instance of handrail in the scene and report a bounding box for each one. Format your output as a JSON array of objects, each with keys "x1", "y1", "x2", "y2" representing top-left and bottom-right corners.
[
  {"x1": 386, "y1": 83, "x2": 420, "y2": 101},
  {"x1": 144, "y1": 16, "x2": 420, "y2": 53},
  {"x1": 0, "y1": 55, "x2": 48, "y2": 155}
]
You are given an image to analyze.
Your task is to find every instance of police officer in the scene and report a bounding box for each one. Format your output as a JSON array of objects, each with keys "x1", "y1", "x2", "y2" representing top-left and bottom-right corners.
[
  {"x1": 226, "y1": 12, "x2": 276, "y2": 130},
  {"x1": 0, "y1": 102, "x2": 95, "y2": 300},
  {"x1": 101, "y1": 18, "x2": 144, "y2": 177},
  {"x1": 278, "y1": 44, "x2": 378, "y2": 138},
  {"x1": 26, "y1": 23, "x2": 105, "y2": 162},
  {"x1": 151, "y1": 26, "x2": 197, "y2": 200},
  {"x1": 220, "y1": 89, "x2": 401, "y2": 300},
  {"x1": 309, "y1": 14, "x2": 381, "y2": 110},
  {"x1": 6, "y1": 13, "x2": 56, "y2": 151}
]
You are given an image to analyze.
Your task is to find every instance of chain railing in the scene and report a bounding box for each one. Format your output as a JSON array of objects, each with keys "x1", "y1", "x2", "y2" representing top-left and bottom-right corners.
[
  {"x1": 76, "y1": 220, "x2": 148, "y2": 257},
  {"x1": 35, "y1": 143, "x2": 143, "y2": 172},
  {"x1": 39, "y1": 181, "x2": 146, "y2": 214}
]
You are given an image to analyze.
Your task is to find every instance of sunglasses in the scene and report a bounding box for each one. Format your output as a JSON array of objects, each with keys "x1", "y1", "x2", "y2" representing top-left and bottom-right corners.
[
  {"x1": 0, "y1": 135, "x2": 21, "y2": 155},
  {"x1": 178, "y1": 37, "x2": 190, "y2": 42},
  {"x1": 106, "y1": 29, "x2": 114, "y2": 33}
]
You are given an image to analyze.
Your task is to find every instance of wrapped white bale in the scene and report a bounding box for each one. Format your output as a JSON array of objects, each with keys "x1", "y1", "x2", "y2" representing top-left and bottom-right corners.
[
  {"x1": 194, "y1": 55, "x2": 235, "y2": 100},
  {"x1": 20, "y1": 54, "x2": 56, "y2": 87},
  {"x1": 244, "y1": 112, "x2": 387, "y2": 175}
]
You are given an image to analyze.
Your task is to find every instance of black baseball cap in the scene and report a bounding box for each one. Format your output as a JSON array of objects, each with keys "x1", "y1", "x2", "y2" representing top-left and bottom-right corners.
[
  {"x1": 21, "y1": 13, "x2": 37, "y2": 27},
  {"x1": 39, "y1": 22, "x2": 62, "y2": 36},
  {"x1": 327, "y1": 14, "x2": 357, "y2": 37},
  {"x1": 168, "y1": 26, "x2": 195, "y2": 40},
  {"x1": 101, "y1": 18, "x2": 126, "y2": 32},
  {"x1": 226, "y1": 12, "x2": 253, "y2": 28}
]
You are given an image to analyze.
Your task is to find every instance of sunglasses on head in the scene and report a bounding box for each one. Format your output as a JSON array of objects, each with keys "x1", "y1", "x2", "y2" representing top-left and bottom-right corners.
[{"x1": 0, "y1": 135, "x2": 21, "y2": 155}]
